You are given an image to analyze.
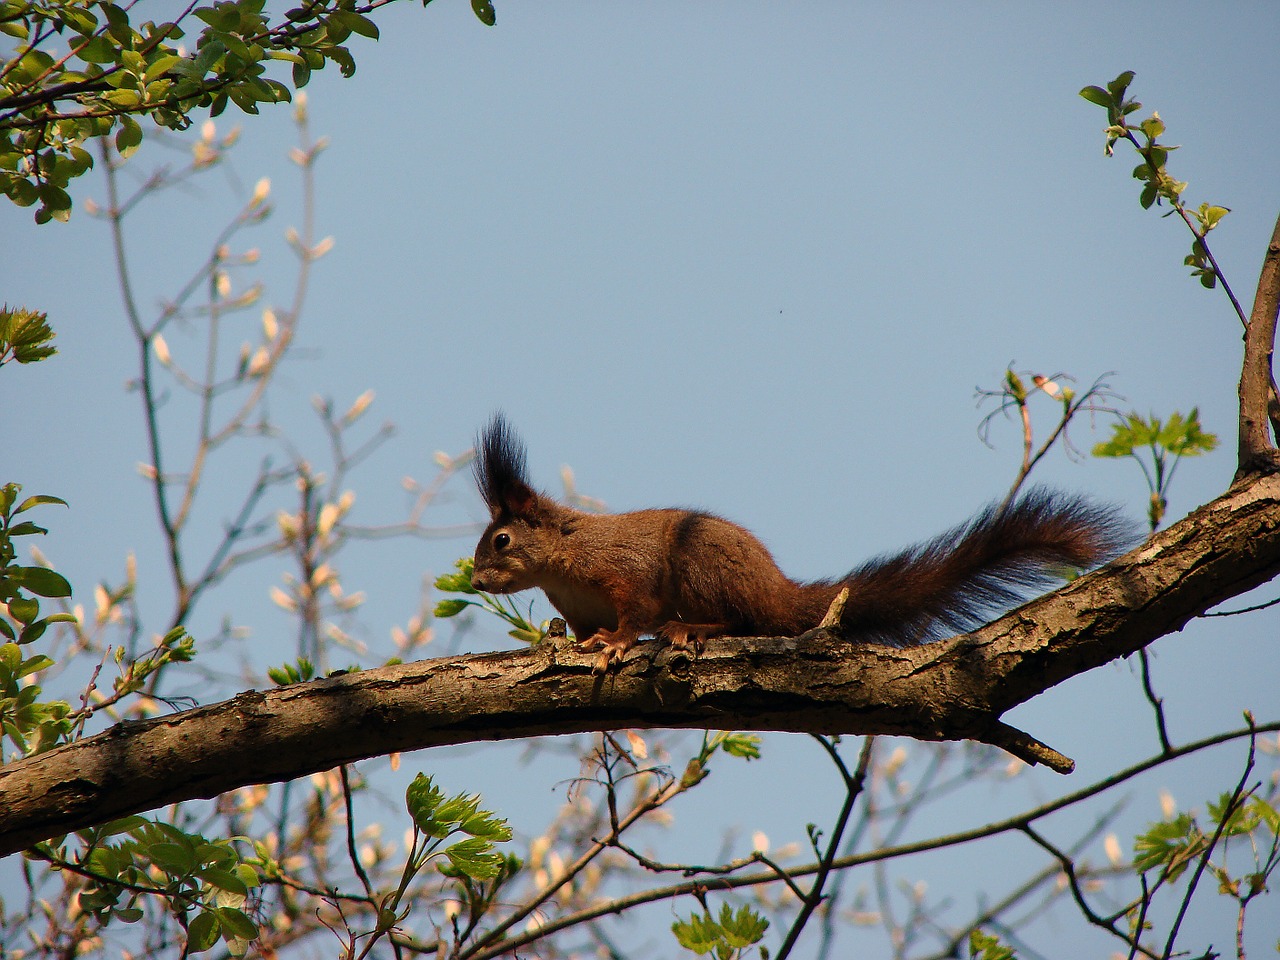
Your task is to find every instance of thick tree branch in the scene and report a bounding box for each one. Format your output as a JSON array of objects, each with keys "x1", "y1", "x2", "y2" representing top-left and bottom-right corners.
[
  {"x1": 2, "y1": 473, "x2": 1279, "y2": 857},
  {"x1": 1237, "y1": 209, "x2": 1280, "y2": 476}
]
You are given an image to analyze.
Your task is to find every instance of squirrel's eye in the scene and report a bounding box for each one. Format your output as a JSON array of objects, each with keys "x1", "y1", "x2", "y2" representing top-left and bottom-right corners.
[{"x1": 494, "y1": 532, "x2": 511, "y2": 550}]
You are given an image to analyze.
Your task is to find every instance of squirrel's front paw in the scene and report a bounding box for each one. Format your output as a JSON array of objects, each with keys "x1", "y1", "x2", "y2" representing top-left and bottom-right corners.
[{"x1": 577, "y1": 629, "x2": 636, "y2": 672}]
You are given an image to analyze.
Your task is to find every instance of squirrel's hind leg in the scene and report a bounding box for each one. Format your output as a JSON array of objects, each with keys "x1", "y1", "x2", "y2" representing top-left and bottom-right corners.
[{"x1": 655, "y1": 621, "x2": 727, "y2": 652}]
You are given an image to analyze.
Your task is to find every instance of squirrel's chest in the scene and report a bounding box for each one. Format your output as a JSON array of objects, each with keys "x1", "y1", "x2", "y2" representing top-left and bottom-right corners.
[{"x1": 541, "y1": 576, "x2": 619, "y2": 632}]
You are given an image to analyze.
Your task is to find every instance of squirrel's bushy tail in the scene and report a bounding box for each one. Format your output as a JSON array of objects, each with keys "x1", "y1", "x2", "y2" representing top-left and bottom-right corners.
[{"x1": 801, "y1": 488, "x2": 1134, "y2": 645}]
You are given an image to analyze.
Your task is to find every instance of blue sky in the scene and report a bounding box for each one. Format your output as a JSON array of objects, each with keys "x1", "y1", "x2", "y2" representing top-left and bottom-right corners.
[{"x1": 4, "y1": 2, "x2": 1280, "y2": 955}]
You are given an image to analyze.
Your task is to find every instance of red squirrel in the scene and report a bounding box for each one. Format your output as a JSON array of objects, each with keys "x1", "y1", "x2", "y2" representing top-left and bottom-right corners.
[{"x1": 470, "y1": 414, "x2": 1130, "y2": 663}]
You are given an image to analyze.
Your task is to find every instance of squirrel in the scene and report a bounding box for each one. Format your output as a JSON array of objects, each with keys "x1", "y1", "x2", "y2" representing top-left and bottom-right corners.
[{"x1": 469, "y1": 414, "x2": 1131, "y2": 664}]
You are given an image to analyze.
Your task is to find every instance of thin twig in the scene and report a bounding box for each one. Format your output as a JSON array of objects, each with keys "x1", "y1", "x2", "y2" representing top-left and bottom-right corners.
[{"x1": 774, "y1": 736, "x2": 874, "y2": 960}]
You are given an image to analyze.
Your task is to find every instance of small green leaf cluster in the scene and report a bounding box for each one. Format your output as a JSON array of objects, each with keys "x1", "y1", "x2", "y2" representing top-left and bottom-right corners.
[
  {"x1": 0, "y1": 483, "x2": 75, "y2": 756},
  {"x1": 342, "y1": 773, "x2": 516, "y2": 955},
  {"x1": 0, "y1": 637, "x2": 69, "y2": 754},
  {"x1": 405, "y1": 772, "x2": 513, "y2": 881},
  {"x1": 1080, "y1": 71, "x2": 1230, "y2": 288},
  {"x1": 708, "y1": 731, "x2": 763, "y2": 761},
  {"x1": 108, "y1": 625, "x2": 196, "y2": 700},
  {"x1": 1, "y1": 0, "x2": 495, "y2": 222},
  {"x1": 0, "y1": 304, "x2": 57, "y2": 365},
  {"x1": 968, "y1": 929, "x2": 1017, "y2": 960},
  {"x1": 678, "y1": 732, "x2": 764, "y2": 790},
  {"x1": 0, "y1": 482, "x2": 72, "y2": 644},
  {"x1": 1129, "y1": 788, "x2": 1280, "y2": 949},
  {"x1": 1093, "y1": 409, "x2": 1218, "y2": 529},
  {"x1": 672, "y1": 902, "x2": 769, "y2": 960},
  {"x1": 34, "y1": 819, "x2": 261, "y2": 955},
  {"x1": 1134, "y1": 793, "x2": 1280, "y2": 883},
  {"x1": 434, "y1": 556, "x2": 546, "y2": 644},
  {"x1": 267, "y1": 656, "x2": 314, "y2": 685}
]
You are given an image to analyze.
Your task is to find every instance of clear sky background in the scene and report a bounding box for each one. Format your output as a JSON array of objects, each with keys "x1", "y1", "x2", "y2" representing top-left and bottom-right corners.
[{"x1": 4, "y1": 2, "x2": 1280, "y2": 956}]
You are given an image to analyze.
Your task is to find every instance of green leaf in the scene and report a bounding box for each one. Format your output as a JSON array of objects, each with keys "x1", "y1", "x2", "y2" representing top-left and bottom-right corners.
[
  {"x1": 329, "y1": 8, "x2": 379, "y2": 39},
  {"x1": 471, "y1": 0, "x2": 496, "y2": 26},
  {"x1": 1, "y1": 307, "x2": 58, "y2": 363},
  {"x1": 116, "y1": 115, "x2": 143, "y2": 158},
  {"x1": 713, "y1": 732, "x2": 762, "y2": 760},
  {"x1": 216, "y1": 905, "x2": 259, "y2": 940},
  {"x1": 15, "y1": 566, "x2": 72, "y2": 598},
  {"x1": 6, "y1": 522, "x2": 47, "y2": 537},
  {"x1": 7, "y1": 597, "x2": 38, "y2": 624},
  {"x1": 405, "y1": 773, "x2": 444, "y2": 832},
  {"x1": 1078, "y1": 85, "x2": 1112, "y2": 109},
  {"x1": 199, "y1": 866, "x2": 249, "y2": 896},
  {"x1": 1134, "y1": 813, "x2": 1202, "y2": 880},
  {"x1": 15, "y1": 493, "x2": 68, "y2": 515},
  {"x1": 443, "y1": 836, "x2": 502, "y2": 879},
  {"x1": 435, "y1": 557, "x2": 478, "y2": 594},
  {"x1": 148, "y1": 840, "x2": 197, "y2": 873},
  {"x1": 77, "y1": 35, "x2": 120, "y2": 63},
  {"x1": 1106, "y1": 70, "x2": 1136, "y2": 99},
  {"x1": 969, "y1": 929, "x2": 1017, "y2": 960},
  {"x1": 433, "y1": 598, "x2": 472, "y2": 618},
  {"x1": 461, "y1": 810, "x2": 512, "y2": 842},
  {"x1": 16, "y1": 653, "x2": 53, "y2": 676},
  {"x1": 188, "y1": 910, "x2": 220, "y2": 951}
]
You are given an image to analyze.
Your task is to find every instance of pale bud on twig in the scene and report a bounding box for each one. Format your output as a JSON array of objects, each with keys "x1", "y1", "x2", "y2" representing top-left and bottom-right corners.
[
  {"x1": 249, "y1": 177, "x2": 270, "y2": 208},
  {"x1": 289, "y1": 148, "x2": 308, "y2": 167},
  {"x1": 1104, "y1": 833, "x2": 1123, "y2": 865},
  {"x1": 624, "y1": 730, "x2": 648, "y2": 759},
  {"x1": 294, "y1": 89, "x2": 308, "y2": 123},
  {"x1": 94, "y1": 584, "x2": 111, "y2": 625},
  {"x1": 337, "y1": 490, "x2": 355, "y2": 516},
  {"x1": 317, "y1": 502, "x2": 340, "y2": 538},
  {"x1": 262, "y1": 308, "x2": 278, "y2": 341},
  {"x1": 343, "y1": 390, "x2": 374, "y2": 425},
  {"x1": 336, "y1": 591, "x2": 365, "y2": 611},
  {"x1": 528, "y1": 835, "x2": 550, "y2": 869},
  {"x1": 310, "y1": 236, "x2": 335, "y2": 260},
  {"x1": 137, "y1": 463, "x2": 158, "y2": 480},
  {"x1": 83, "y1": 198, "x2": 99, "y2": 216},
  {"x1": 1033, "y1": 374, "x2": 1062, "y2": 398},
  {"x1": 1159, "y1": 790, "x2": 1176, "y2": 819},
  {"x1": 201, "y1": 119, "x2": 216, "y2": 142},
  {"x1": 270, "y1": 586, "x2": 297, "y2": 612},
  {"x1": 311, "y1": 563, "x2": 333, "y2": 587},
  {"x1": 751, "y1": 831, "x2": 769, "y2": 854},
  {"x1": 434, "y1": 451, "x2": 453, "y2": 468},
  {"x1": 215, "y1": 271, "x2": 231, "y2": 298},
  {"x1": 247, "y1": 346, "x2": 270, "y2": 377},
  {"x1": 883, "y1": 745, "x2": 908, "y2": 777},
  {"x1": 152, "y1": 334, "x2": 171, "y2": 366}
]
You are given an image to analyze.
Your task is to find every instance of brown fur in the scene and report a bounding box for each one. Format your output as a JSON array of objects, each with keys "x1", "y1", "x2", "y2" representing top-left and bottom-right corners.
[{"x1": 470, "y1": 415, "x2": 1133, "y2": 662}]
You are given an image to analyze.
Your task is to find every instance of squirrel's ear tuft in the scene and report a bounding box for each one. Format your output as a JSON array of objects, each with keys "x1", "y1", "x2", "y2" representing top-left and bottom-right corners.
[{"x1": 474, "y1": 412, "x2": 537, "y2": 517}]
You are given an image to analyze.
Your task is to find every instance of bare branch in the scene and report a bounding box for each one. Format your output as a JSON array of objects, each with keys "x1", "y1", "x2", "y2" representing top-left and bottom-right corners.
[{"x1": 1237, "y1": 210, "x2": 1280, "y2": 476}]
